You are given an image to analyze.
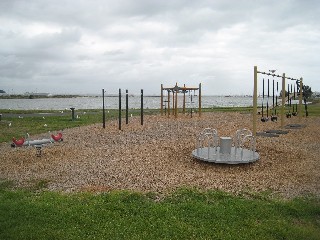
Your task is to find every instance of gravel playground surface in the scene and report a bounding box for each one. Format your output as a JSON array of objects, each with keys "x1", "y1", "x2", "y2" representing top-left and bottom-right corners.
[{"x1": 1, "y1": 112, "x2": 319, "y2": 198}]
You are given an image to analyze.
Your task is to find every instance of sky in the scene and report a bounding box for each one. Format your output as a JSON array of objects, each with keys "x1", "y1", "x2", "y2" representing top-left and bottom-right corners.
[{"x1": 1, "y1": 0, "x2": 319, "y2": 95}]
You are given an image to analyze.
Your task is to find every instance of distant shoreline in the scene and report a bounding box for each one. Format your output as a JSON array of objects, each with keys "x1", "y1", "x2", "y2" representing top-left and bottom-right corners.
[
  {"x1": 0, "y1": 94, "x2": 252, "y2": 99},
  {"x1": 0, "y1": 94, "x2": 166, "y2": 99},
  {"x1": 0, "y1": 94, "x2": 83, "y2": 99}
]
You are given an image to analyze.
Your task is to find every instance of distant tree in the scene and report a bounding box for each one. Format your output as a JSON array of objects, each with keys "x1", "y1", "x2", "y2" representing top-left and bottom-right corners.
[
  {"x1": 0, "y1": 90, "x2": 6, "y2": 93},
  {"x1": 303, "y1": 85, "x2": 312, "y2": 99},
  {"x1": 279, "y1": 90, "x2": 288, "y2": 97}
]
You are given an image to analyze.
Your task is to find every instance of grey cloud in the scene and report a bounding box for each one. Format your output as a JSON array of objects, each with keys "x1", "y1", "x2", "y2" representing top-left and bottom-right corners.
[
  {"x1": 0, "y1": 0, "x2": 319, "y2": 94},
  {"x1": 0, "y1": 26, "x2": 82, "y2": 84}
]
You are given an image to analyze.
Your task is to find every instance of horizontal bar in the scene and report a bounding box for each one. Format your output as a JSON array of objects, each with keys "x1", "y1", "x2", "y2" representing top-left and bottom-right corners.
[{"x1": 257, "y1": 70, "x2": 301, "y2": 81}]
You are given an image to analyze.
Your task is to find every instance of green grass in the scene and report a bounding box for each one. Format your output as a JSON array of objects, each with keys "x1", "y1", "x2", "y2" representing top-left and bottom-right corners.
[
  {"x1": 0, "y1": 113, "x2": 101, "y2": 143},
  {"x1": 0, "y1": 182, "x2": 319, "y2": 240},
  {"x1": 307, "y1": 99, "x2": 320, "y2": 116},
  {"x1": 0, "y1": 109, "x2": 157, "y2": 143}
]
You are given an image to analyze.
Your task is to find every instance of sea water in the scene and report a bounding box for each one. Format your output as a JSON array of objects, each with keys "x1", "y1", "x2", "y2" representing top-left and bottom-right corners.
[{"x1": 0, "y1": 95, "x2": 259, "y2": 110}]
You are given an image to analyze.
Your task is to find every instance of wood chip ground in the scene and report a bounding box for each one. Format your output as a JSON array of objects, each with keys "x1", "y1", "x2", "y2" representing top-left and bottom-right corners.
[{"x1": 1, "y1": 112, "x2": 319, "y2": 198}]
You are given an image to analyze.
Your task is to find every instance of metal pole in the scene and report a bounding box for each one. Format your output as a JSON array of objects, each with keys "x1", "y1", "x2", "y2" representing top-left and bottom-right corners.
[
  {"x1": 119, "y1": 88, "x2": 121, "y2": 130},
  {"x1": 281, "y1": 73, "x2": 285, "y2": 128},
  {"x1": 267, "y1": 78, "x2": 269, "y2": 118},
  {"x1": 172, "y1": 90, "x2": 175, "y2": 116},
  {"x1": 70, "y1": 108, "x2": 75, "y2": 121},
  {"x1": 141, "y1": 89, "x2": 143, "y2": 125},
  {"x1": 160, "y1": 84, "x2": 163, "y2": 116},
  {"x1": 183, "y1": 84, "x2": 186, "y2": 114},
  {"x1": 199, "y1": 83, "x2": 202, "y2": 117},
  {"x1": 126, "y1": 89, "x2": 128, "y2": 124},
  {"x1": 253, "y1": 66, "x2": 258, "y2": 137},
  {"x1": 287, "y1": 84, "x2": 290, "y2": 104},
  {"x1": 299, "y1": 78, "x2": 303, "y2": 121},
  {"x1": 167, "y1": 90, "x2": 170, "y2": 118},
  {"x1": 102, "y1": 89, "x2": 105, "y2": 128},
  {"x1": 272, "y1": 79, "x2": 275, "y2": 113},
  {"x1": 175, "y1": 89, "x2": 178, "y2": 118},
  {"x1": 276, "y1": 81, "x2": 278, "y2": 114}
]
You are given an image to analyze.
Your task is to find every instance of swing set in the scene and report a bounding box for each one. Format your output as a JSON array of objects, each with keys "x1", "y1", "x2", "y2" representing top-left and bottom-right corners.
[
  {"x1": 160, "y1": 83, "x2": 202, "y2": 118},
  {"x1": 253, "y1": 66, "x2": 304, "y2": 136},
  {"x1": 260, "y1": 73, "x2": 283, "y2": 122}
]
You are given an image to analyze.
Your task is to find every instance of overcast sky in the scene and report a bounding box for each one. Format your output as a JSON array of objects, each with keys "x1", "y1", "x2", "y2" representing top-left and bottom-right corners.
[{"x1": 1, "y1": 0, "x2": 319, "y2": 95}]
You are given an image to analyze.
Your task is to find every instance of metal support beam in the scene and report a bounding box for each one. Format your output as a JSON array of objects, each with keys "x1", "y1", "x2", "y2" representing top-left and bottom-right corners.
[
  {"x1": 199, "y1": 83, "x2": 202, "y2": 117},
  {"x1": 141, "y1": 89, "x2": 144, "y2": 125},
  {"x1": 167, "y1": 90, "x2": 170, "y2": 118},
  {"x1": 102, "y1": 89, "x2": 105, "y2": 128},
  {"x1": 126, "y1": 89, "x2": 129, "y2": 124},
  {"x1": 160, "y1": 84, "x2": 163, "y2": 116},
  {"x1": 175, "y1": 89, "x2": 178, "y2": 118},
  {"x1": 183, "y1": 84, "x2": 186, "y2": 114},
  {"x1": 119, "y1": 88, "x2": 121, "y2": 130}
]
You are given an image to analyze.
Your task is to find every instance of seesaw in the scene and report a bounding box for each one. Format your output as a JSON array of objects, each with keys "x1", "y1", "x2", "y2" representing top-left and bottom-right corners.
[
  {"x1": 11, "y1": 132, "x2": 63, "y2": 147},
  {"x1": 11, "y1": 132, "x2": 63, "y2": 156}
]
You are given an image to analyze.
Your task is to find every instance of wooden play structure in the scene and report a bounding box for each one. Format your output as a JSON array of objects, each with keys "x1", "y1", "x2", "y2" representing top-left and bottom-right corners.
[{"x1": 160, "y1": 83, "x2": 202, "y2": 118}]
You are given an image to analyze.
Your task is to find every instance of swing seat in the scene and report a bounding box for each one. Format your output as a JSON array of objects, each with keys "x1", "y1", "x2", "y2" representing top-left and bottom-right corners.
[
  {"x1": 286, "y1": 113, "x2": 292, "y2": 118},
  {"x1": 261, "y1": 117, "x2": 269, "y2": 122},
  {"x1": 271, "y1": 116, "x2": 278, "y2": 122}
]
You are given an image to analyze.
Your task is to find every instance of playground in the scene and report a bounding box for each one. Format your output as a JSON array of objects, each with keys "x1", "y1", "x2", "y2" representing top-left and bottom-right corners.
[{"x1": 1, "y1": 111, "x2": 319, "y2": 198}]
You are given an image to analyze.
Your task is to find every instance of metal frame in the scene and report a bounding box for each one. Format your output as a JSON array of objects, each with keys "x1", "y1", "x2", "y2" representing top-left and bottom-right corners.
[{"x1": 192, "y1": 128, "x2": 259, "y2": 164}]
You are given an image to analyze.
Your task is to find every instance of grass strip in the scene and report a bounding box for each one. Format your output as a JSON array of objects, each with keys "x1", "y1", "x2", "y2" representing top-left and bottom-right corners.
[
  {"x1": 0, "y1": 183, "x2": 319, "y2": 240},
  {"x1": 0, "y1": 109, "x2": 156, "y2": 143}
]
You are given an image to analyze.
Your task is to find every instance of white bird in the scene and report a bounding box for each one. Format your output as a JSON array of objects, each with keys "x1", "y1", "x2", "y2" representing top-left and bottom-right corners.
[
  {"x1": 60, "y1": 110, "x2": 64, "y2": 113},
  {"x1": 76, "y1": 115, "x2": 80, "y2": 119},
  {"x1": 44, "y1": 124, "x2": 47, "y2": 127},
  {"x1": 83, "y1": 112, "x2": 86, "y2": 114},
  {"x1": 18, "y1": 116, "x2": 23, "y2": 119},
  {"x1": 8, "y1": 122, "x2": 12, "y2": 127},
  {"x1": 42, "y1": 116, "x2": 45, "y2": 119}
]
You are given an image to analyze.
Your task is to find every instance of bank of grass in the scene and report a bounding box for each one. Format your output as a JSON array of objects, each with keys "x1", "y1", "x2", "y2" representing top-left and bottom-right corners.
[{"x1": 0, "y1": 181, "x2": 319, "y2": 240}]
